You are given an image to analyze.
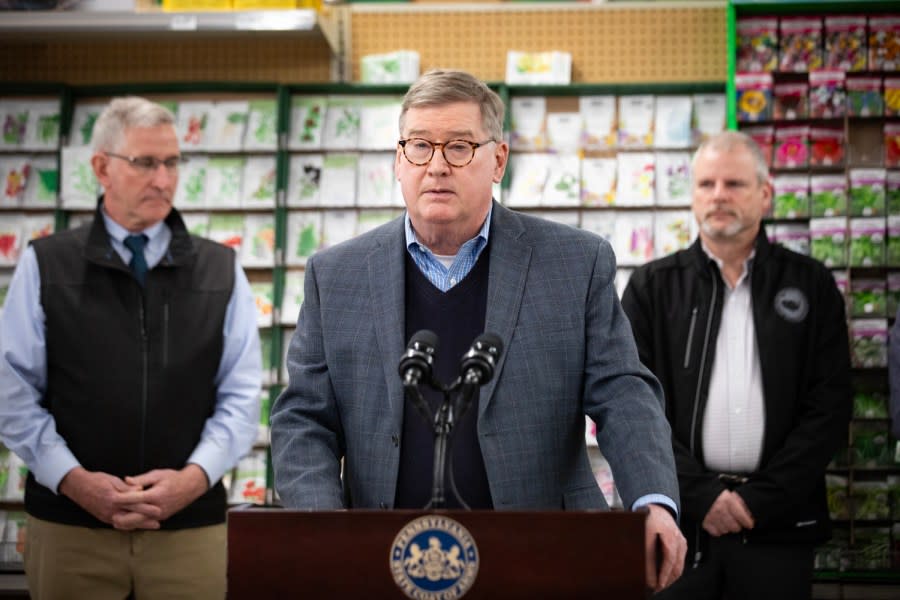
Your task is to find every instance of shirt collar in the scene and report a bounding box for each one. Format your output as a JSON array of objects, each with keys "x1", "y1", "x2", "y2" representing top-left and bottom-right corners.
[
  {"x1": 101, "y1": 203, "x2": 166, "y2": 245},
  {"x1": 405, "y1": 205, "x2": 493, "y2": 254},
  {"x1": 701, "y1": 241, "x2": 755, "y2": 288}
]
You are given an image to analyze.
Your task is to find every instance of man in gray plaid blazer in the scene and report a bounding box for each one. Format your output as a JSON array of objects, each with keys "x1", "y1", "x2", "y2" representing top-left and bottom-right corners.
[{"x1": 271, "y1": 69, "x2": 686, "y2": 592}]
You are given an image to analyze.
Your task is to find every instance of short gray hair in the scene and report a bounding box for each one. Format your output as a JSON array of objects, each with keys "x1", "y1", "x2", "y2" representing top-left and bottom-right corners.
[
  {"x1": 692, "y1": 130, "x2": 770, "y2": 185},
  {"x1": 91, "y1": 96, "x2": 176, "y2": 153},
  {"x1": 399, "y1": 69, "x2": 504, "y2": 142}
]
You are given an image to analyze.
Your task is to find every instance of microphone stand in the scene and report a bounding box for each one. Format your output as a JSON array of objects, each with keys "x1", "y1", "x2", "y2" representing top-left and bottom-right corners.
[{"x1": 424, "y1": 371, "x2": 481, "y2": 510}]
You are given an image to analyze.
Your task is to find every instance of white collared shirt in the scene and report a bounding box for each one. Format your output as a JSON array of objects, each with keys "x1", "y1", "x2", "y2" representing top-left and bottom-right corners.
[{"x1": 701, "y1": 246, "x2": 766, "y2": 474}]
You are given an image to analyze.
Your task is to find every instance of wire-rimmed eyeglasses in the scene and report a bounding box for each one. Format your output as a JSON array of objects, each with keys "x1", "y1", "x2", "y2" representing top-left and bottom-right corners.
[
  {"x1": 398, "y1": 138, "x2": 495, "y2": 168},
  {"x1": 106, "y1": 152, "x2": 187, "y2": 174}
]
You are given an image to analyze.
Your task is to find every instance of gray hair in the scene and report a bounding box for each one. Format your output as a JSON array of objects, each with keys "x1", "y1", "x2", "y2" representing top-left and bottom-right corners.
[
  {"x1": 91, "y1": 96, "x2": 176, "y2": 153},
  {"x1": 692, "y1": 130, "x2": 770, "y2": 185},
  {"x1": 399, "y1": 69, "x2": 505, "y2": 142}
]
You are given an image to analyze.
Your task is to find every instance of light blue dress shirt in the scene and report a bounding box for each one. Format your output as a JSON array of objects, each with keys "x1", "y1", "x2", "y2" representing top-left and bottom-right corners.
[
  {"x1": 403, "y1": 206, "x2": 676, "y2": 517},
  {"x1": 0, "y1": 209, "x2": 262, "y2": 493}
]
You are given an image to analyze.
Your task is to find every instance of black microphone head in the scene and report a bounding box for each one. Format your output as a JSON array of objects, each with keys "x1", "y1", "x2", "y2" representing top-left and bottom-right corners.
[
  {"x1": 409, "y1": 329, "x2": 439, "y2": 352},
  {"x1": 459, "y1": 332, "x2": 503, "y2": 385},
  {"x1": 399, "y1": 329, "x2": 439, "y2": 381}
]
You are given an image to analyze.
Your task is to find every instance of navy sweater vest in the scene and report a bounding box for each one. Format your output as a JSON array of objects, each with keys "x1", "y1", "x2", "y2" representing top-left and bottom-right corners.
[{"x1": 395, "y1": 249, "x2": 493, "y2": 509}]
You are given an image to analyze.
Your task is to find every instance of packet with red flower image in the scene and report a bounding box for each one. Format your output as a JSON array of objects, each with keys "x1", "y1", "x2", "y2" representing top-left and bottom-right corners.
[
  {"x1": 774, "y1": 82, "x2": 809, "y2": 120},
  {"x1": 737, "y1": 72, "x2": 773, "y2": 123},
  {"x1": 809, "y1": 126, "x2": 845, "y2": 168},
  {"x1": 743, "y1": 125, "x2": 775, "y2": 167},
  {"x1": 779, "y1": 17, "x2": 824, "y2": 72},
  {"x1": 809, "y1": 70, "x2": 847, "y2": 119},
  {"x1": 825, "y1": 15, "x2": 867, "y2": 71},
  {"x1": 885, "y1": 123, "x2": 900, "y2": 169},
  {"x1": 737, "y1": 16, "x2": 779, "y2": 72},
  {"x1": 774, "y1": 124, "x2": 810, "y2": 169}
]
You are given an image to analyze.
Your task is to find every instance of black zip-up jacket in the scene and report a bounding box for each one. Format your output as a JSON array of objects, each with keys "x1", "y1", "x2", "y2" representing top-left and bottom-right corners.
[
  {"x1": 26, "y1": 199, "x2": 234, "y2": 530},
  {"x1": 621, "y1": 230, "x2": 852, "y2": 555}
]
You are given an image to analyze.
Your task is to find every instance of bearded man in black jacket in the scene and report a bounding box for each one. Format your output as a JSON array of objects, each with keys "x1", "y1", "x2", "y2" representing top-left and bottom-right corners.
[{"x1": 622, "y1": 131, "x2": 852, "y2": 600}]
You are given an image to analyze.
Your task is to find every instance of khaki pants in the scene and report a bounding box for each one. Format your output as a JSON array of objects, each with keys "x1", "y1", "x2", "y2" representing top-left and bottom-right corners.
[{"x1": 24, "y1": 516, "x2": 226, "y2": 600}]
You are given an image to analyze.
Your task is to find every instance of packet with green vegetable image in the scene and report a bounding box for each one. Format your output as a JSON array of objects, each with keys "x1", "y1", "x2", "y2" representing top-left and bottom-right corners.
[
  {"x1": 810, "y1": 174, "x2": 847, "y2": 217},
  {"x1": 810, "y1": 217, "x2": 848, "y2": 267},
  {"x1": 849, "y1": 278, "x2": 886, "y2": 317},
  {"x1": 849, "y1": 318, "x2": 887, "y2": 368},
  {"x1": 849, "y1": 168, "x2": 886, "y2": 217},
  {"x1": 853, "y1": 390, "x2": 888, "y2": 419},
  {"x1": 849, "y1": 218, "x2": 885, "y2": 267},
  {"x1": 773, "y1": 174, "x2": 810, "y2": 218}
]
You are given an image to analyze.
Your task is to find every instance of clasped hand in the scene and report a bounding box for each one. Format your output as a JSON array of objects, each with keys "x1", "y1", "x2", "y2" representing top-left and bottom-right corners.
[{"x1": 58, "y1": 464, "x2": 209, "y2": 531}]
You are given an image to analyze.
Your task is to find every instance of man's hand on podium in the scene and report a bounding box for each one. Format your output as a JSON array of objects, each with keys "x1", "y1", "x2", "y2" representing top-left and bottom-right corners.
[{"x1": 645, "y1": 503, "x2": 687, "y2": 592}]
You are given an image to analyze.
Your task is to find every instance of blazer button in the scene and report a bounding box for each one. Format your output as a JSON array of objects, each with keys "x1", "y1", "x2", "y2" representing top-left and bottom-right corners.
[{"x1": 391, "y1": 434, "x2": 400, "y2": 447}]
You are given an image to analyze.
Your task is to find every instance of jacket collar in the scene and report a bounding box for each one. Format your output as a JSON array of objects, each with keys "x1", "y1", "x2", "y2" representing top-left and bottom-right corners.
[{"x1": 688, "y1": 226, "x2": 772, "y2": 275}]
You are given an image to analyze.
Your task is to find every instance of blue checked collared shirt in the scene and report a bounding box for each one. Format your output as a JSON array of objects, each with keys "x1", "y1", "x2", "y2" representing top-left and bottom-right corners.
[{"x1": 404, "y1": 206, "x2": 492, "y2": 291}]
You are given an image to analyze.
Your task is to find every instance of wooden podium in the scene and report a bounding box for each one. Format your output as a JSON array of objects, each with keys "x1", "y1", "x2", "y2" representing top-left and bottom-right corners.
[{"x1": 227, "y1": 507, "x2": 648, "y2": 599}]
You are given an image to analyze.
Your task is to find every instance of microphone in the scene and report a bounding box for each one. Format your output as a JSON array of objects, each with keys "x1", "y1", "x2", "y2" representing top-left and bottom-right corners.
[
  {"x1": 459, "y1": 332, "x2": 503, "y2": 387},
  {"x1": 399, "y1": 329, "x2": 439, "y2": 388}
]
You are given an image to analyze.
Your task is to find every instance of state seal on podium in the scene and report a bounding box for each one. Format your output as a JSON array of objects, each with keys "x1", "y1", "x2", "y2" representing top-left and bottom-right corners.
[{"x1": 389, "y1": 515, "x2": 480, "y2": 599}]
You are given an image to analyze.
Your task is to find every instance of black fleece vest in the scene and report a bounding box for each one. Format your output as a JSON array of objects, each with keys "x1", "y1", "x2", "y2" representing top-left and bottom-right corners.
[
  {"x1": 27, "y1": 206, "x2": 234, "y2": 529},
  {"x1": 395, "y1": 249, "x2": 492, "y2": 509}
]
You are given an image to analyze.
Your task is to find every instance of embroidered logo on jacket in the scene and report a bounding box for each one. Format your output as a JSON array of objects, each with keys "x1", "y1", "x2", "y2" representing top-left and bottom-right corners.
[
  {"x1": 774, "y1": 287, "x2": 808, "y2": 323},
  {"x1": 390, "y1": 515, "x2": 479, "y2": 599}
]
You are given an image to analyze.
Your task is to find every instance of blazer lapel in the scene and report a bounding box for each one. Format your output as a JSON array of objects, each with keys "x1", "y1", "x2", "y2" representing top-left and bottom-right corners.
[
  {"x1": 368, "y1": 217, "x2": 408, "y2": 433},
  {"x1": 480, "y1": 203, "x2": 531, "y2": 415}
]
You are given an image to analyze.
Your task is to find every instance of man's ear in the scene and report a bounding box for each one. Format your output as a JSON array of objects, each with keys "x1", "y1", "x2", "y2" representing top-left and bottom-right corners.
[{"x1": 91, "y1": 152, "x2": 111, "y2": 188}]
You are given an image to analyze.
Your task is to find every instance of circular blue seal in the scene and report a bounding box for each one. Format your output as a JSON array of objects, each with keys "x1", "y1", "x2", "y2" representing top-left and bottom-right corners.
[{"x1": 390, "y1": 515, "x2": 479, "y2": 599}]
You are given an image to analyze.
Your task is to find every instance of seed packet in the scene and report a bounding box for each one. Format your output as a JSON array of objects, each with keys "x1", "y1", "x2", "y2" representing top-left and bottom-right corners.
[
  {"x1": 886, "y1": 77, "x2": 900, "y2": 117},
  {"x1": 581, "y1": 157, "x2": 617, "y2": 207},
  {"x1": 853, "y1": 390, "x2": 889, "y2": 419},
  {"x1": 849, "y1": 277, "x2": 886, "y2": 316},
  {"x1": 773, "y1": 82, "x2": 808, "y2": 120},
  {"x1": 510, "y1": 96, "x2": 547, "y2": 151},
  {"x1": 779, "y1": 17, "x2": 824, "y2": 72},
  {"x1": 741, "y1": 125, "x2": 774, "y2": 166},
  {"x1": 810, "y1": 217, "x2": 847, "y2": 267},
  {"x1": 580, "y1": 95, "x2": 617, "y2": 150},
  {"x1": 654, "y1": 96, "x2": 692, "y2": 149},
  {"x1": 849, "y1": 219, "x2": 886, "y2": 268},
  {"x1": 773, "y1": 174, "x2": 809, "y2": 218},
  {"x1": 885, "y1": 123, "x2": 900, "y2": 168},
  {"x1": 868, "y1": 15, "x2": 900, "y2": 72},
  {"x1": 809, "y1": 126, "x2": 844, "y2": 167},
  {"x1": 773, "y1": 125, "x2": 809, "y2": 169},
  {"x1": 737, "y1": 16, "x2": 778, "y2": 72},
  {"x1": 849, "y1": 168, "x2": 887, "y2": 217},
  {"x1": 888, "y1": 216, "x2": 900, "y2": 267},
  {"x1": 887, "y1": 171, "x2": 900, "y2": 214},
  {"x1": 824, "y1": 15, "x2": 867, "y2": 71},
  {"x1": 691, "y1": 94, "x2": 726, "y2": 144},
  {"x1": 772, "y1": 223, "x2": 809, "y2": 255},
  {"x1": 655, "y1": 152, "x2": 692, "y2": 206},
  {"x1": 617, "y1": 95, "x2": 655, "y2": 148},
  {"x1": 851, "y1": 481, "x2": 890, "y2": 519},
  {"x1": 809, "y1": 70, "x2": 846, "y2": 119},
  {"x1": 736, "y1": 73, "x2": 773, "y2": 123},
  {"x1": 810, "y1": 174, "x2": 847, "y2": 217},
  {"x1": 849, "y1": 318, "x2": 888, "y2": 368},
  {"x1": 846, "y1": 75, "x2": 883, "y2": 117}
]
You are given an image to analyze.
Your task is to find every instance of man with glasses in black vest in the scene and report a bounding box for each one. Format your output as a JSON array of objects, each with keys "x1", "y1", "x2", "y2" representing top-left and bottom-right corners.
[{"x1": 0, "y1": 96, "x2": 261, "y2": 599}]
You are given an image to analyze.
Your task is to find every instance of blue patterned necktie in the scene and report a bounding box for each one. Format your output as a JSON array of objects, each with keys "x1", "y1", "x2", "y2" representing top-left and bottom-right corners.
[{"x1": 123, "y1": 234, "x2": 149, "y2": 286}]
